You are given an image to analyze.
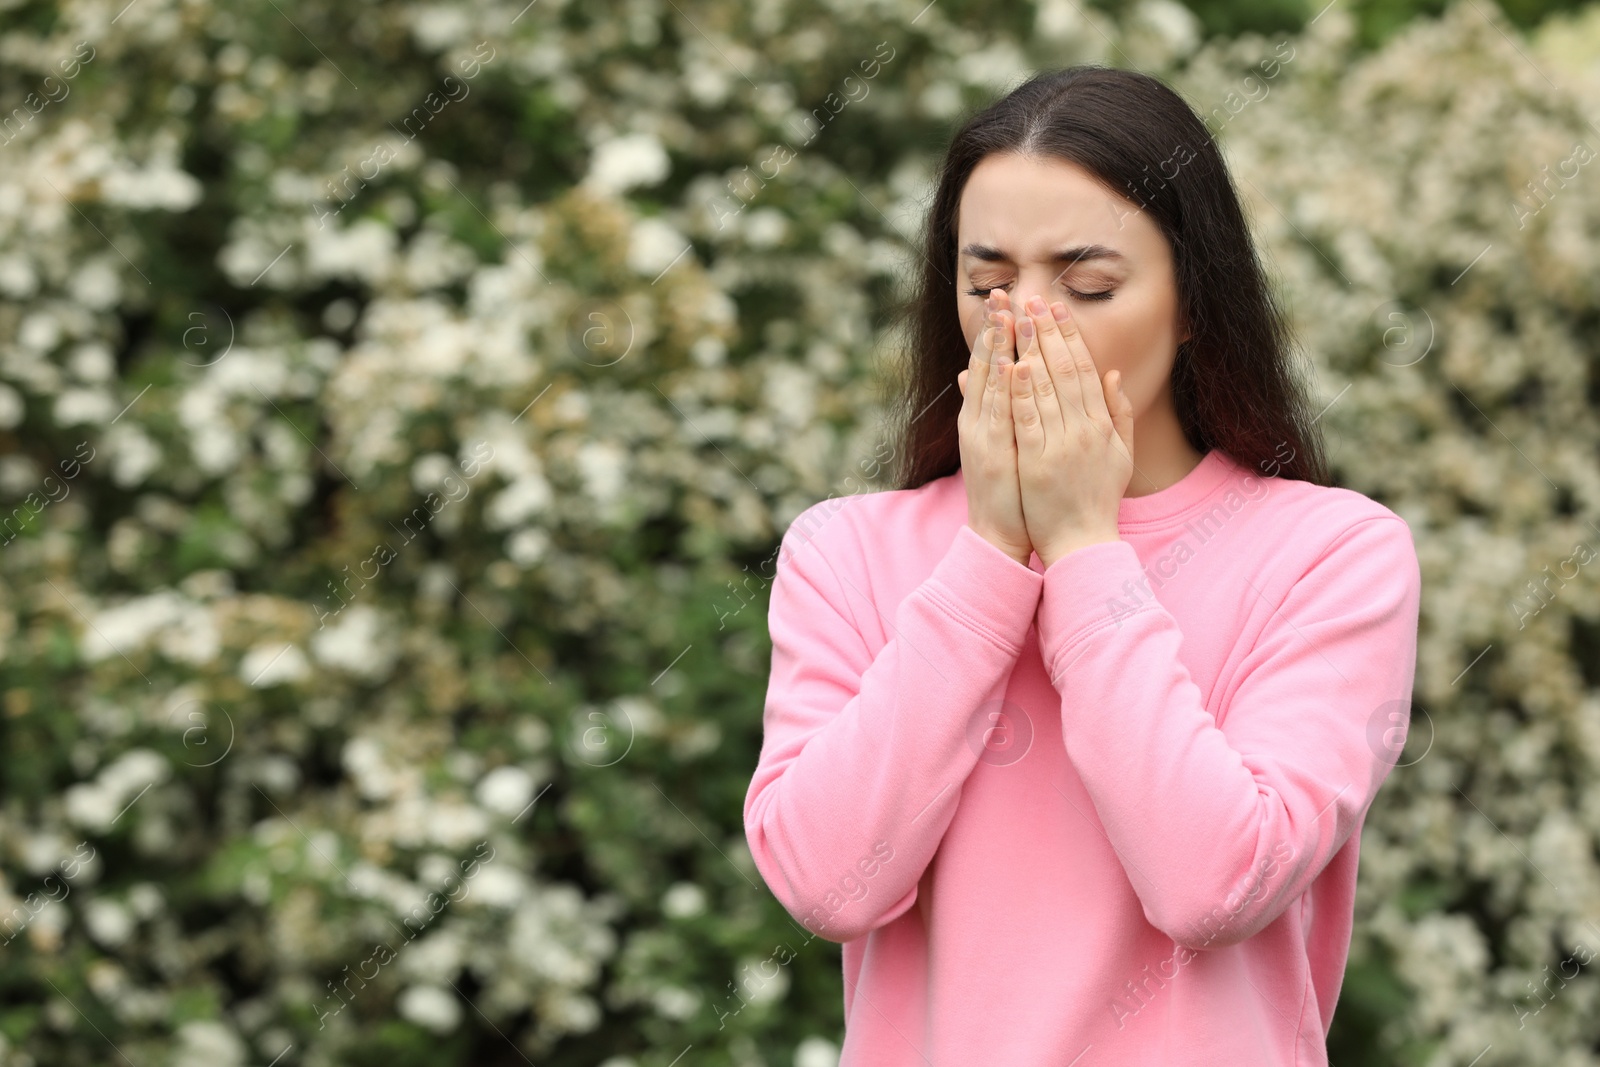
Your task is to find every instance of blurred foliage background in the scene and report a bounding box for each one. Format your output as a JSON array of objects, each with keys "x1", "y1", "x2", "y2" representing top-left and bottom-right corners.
[{"x1": 1, "y1": 0, "x2": 1599, "y2": 1064}]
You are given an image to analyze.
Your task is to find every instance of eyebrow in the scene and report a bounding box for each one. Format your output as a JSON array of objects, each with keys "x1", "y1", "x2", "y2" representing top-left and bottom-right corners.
[{"x1": 958, "y1": 242, "x2": 1126, "y2": 267}]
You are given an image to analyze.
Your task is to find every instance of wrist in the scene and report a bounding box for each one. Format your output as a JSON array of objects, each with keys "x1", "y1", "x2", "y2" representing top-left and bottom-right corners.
[
  {"x1": 1038, "y1": 530, "x2": 1121, "y2": 569},
  {"x1": 967, "y1": 524, "x2": 1032, "y2": 567}
]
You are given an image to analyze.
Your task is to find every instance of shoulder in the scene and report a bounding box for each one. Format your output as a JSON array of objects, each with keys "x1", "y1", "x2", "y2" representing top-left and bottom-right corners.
[
  {"x1": 777, "y1": 470, "x2": 965, "y2": 580},
  {"x1": 1227, "y1": 458, "x2": 1418, "y2": 590}
]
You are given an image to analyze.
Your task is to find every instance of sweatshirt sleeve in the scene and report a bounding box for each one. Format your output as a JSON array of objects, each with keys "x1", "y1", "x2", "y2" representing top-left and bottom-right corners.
[
  {"x1": 1035, "y1": 514, "x2": 1422, "y2": 951},
  {"x1": 744, "y1": 506, "x2": 1044, "y2": 944}
]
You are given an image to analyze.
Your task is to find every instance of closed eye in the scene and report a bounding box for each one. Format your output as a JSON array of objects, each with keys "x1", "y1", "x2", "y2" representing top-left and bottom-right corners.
[{"x1": 964, "y1": 285, "x2": 1114, "y2": 302}]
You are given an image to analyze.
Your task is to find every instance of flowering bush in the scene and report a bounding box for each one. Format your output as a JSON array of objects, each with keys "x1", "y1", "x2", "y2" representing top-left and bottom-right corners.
[{"x1": 0, "y1": 0, "x2": 1595, "y2": 1064}]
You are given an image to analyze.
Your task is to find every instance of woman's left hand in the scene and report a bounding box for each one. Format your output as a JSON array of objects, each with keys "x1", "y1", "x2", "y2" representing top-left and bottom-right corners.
[{"x1": 1006, "y1": 292, "x2": 1136, "y2": 569}]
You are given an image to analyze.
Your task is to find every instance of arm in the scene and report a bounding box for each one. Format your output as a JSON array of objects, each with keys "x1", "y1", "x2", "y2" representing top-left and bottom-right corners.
[
  {"x1": 744, "y1": 506, "x2": 1043, "y2": 943},
  {"x1": 1036, "y1": 515, "x2": 1422, "y2": 950}
]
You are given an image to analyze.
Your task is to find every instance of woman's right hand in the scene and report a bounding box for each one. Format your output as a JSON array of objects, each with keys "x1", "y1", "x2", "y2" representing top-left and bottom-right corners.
[{"x1": 956, "y1": 291, "x2": 1032, "y2": 567}]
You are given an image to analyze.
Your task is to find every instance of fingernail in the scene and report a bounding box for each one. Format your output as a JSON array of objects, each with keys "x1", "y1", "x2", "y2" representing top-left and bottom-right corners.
[
  {"x1": 1051, "y1": 301, "x2": 1069, "y2": 321},
  {"x1": 1027, "y1": 295, "x2": 1047, "y2": 315},
  {"x1": 1017, "y1": 316, "x2": 1034, "y2": 339}
]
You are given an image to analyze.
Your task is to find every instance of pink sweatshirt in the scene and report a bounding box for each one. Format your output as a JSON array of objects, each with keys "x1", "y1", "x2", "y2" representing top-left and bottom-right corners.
[{"x1": 743, "y1": 448, "x2": 1422, "y2": 1065}]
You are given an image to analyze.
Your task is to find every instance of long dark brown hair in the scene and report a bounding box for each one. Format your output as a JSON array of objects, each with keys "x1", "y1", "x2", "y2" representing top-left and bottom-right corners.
[{"x1": 885, "y1": 65, "x2": 1330, "y2": 491}]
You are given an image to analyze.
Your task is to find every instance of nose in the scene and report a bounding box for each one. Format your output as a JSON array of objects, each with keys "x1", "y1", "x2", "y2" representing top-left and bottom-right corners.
[{"x1": 1016, "y1": 273, "x2": 1062, "y2": 310}]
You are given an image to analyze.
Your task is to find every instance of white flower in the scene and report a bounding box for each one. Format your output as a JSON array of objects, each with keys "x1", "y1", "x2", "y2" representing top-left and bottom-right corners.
[
  {"x1": 81, "y1": 591, "x2": 185, "y2": 662},
  {"x1": 547, "y1": 992, "x2": 601, "y2": 1032},
  {"x1": 64, "y1": 784, "x2": 120, "y2": 831},
  {"x1": 584, "y1": 132, "x2": 669, "y2": 194},
  {"x1": 1133, "y1": 0, "x2": 1201, "y2": 56},
  {"x1": 64, "y1": 750, "x2": 169, "y2": 831},
  {"x1": 103, "y1": 167, "x2": 204, "y2": 211},
  {"x1": 471, "y1": 865, "x2": 524, "y2": 909},
  {"x1": 475, "y1": 765, "x2": 535, "y2": 817},
  {"x1": 172, "y1": 1020, "x2": 247, "y2": 1067},
  {"x1": 401, "y1": 930, "x2": 464, "y2": 984},
  {"x1": 426, "y1": 799, "x2": 490, "y2": 848},
  {"x1": 53, "y1": 388, "x2": 115, "y2": 426},
  {"x1": 0, "y1": 384, "x2": 22, "y2": 429},
  {"x1": 0, "y1": 253, "x2": 37, "y2": 297},
  {"x1": 343, "y1": 736, "x2": 396, "y2": 800},
  {"x1": 68, "y1": 260, "x2": 121, "y2": 310},
  {"x1": 661, "y1": 882, "x2": 706, "y2": 919},
  {"x1": 101, "y1": 749, "x2": 170, "y2": 800},
  {"x1": 795, "y1": 1037, "x2": 841, "y2": 1067},
  {"x1": 506, "y1": 527, "x2": 550, "y2": 566},
  {"x1": 106, "y1": 425, "x2": 163, "y2": 488},
  {"x1": 68, "y1": 343, "x2": 115, "y2": 383},
  {"x1": 127, "y1": 883, "x2": 164, "y2": 919},
  {"x1": 411, "y1": 452, "x2": 456, "y2": 493},
  {"x1": 764, "y1": 363, "x2": 816, "y2": 427},
  {"x1": 576, "y1": 440, "x2": 627, "y2": 506},
  {"x1": 156, "y1": 601, "x2": 220, "y2": 665},
  {"x1": 651, "y1": 985, "x2": 700, "y2": 1020},
  {"x1": 486, "y1": 474, "x2": 552, "y2": 529},
  {"x1": 306, "y1": 218, "x2": 397, "y2": 285},
  {"x1": 628, "y1": 217, "x2": 689, "y2": 276},
  {"x1": 409, "y1": 5, "x2": 472, "y2": 50},
  {"x1": 397, "y1": 985, "x2": 461, "y2": 1034},
  {"x1": 744, "y1": 207, "x2": 789, "y2": 248},
  {"x1": 507, "y1": 886, "x2": 616, "y2": 986},
  {"x1": 684, "y1": 64, "x2": 729, "y2": 107},
  {"x1": 18, "y1": 311, "x2": 59, "y2": 351},
  {"x1": 239, "y1": 642, "x2": 311, "y2": 687},
  {"x1": 734, "y1": 954, "x2": 789, "y2": 1006},
  {"x1": 84, "y1": 898, "x2": 134, "y2": 947},
  {"x1": 311, "y1": 605, "x2": 398, "y2": 681}
]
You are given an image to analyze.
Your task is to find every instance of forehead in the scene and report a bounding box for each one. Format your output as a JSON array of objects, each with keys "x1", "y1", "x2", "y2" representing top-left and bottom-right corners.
[{"x1": 956, "y1": 151, "x2": 1163, "y2": 262}]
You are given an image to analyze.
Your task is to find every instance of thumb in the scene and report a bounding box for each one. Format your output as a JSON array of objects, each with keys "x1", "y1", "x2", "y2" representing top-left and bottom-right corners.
[{"x1": 1108, "y1": 370, "x2": 1135, "y2": 454}]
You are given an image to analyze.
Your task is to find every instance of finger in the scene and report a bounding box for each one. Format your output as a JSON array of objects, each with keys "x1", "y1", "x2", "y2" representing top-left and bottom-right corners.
[
  {"x1": 986, "y1": 313, "x2": 1016, "y2": 446},
  {"x1": 1019, "y1": 298, "x2": 1077, "y2": 410},
  {"x1": 965, "y1": 295, "x2": 1005, "y2": 422},
  {"x1": 994, "y1": 287, "x2": 1016, "y2": 324},
  {"x1": 1010, "y1": 307, "x2": 1060, "y2": 447},
  {"x1": 1011, "y1": 355, "x2": 1045, "y2": 458},
  {"x1": 966, "y1": 321, "x2": 1004, "y2": 428},
  {"x1": 1045, "y1": 299, "x2": 1113, "y2": 428},
  {"x1": 1021, "y1": 296, "x2": 1087, "y2": 426},
  {"x1": 1107, "y1": 369, "x2": 1135, "y2": 457},
  {"x1": 973, "y1": 303, "x2": 1001, "y2": 369},
  {"x1": 983, "y1": 322, "x2": 1010, "y2": 427},
  {"x1": 993, "y1": 311, "x2": 1019, "y2": 418},
  {"x1": 988, "y1": 356, "x2": 1015, "y2": 455}
]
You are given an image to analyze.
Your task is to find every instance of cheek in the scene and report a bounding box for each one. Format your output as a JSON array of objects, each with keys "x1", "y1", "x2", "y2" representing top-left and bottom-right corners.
[
  {"x1": 959, "y1": 298, "x2": 984, "y2": 350},
  {"x1": 1079, "y1": 308, "x2": 1172, "y2": 405}
]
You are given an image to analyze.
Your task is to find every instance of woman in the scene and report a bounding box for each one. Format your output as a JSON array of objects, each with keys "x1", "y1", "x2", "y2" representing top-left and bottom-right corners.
[{"x1": 742, "y1": 65, "x2": 1421, "y2": 1065}]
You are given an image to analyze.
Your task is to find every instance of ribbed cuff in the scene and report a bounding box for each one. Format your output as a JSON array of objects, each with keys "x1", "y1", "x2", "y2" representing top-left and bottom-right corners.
[
  {"x1": 1037, "y1": 538, "x2": 1154, "y2": 679},
  {"x1": 920, "y1": 525, "x2": 1044, "y2": 656}
]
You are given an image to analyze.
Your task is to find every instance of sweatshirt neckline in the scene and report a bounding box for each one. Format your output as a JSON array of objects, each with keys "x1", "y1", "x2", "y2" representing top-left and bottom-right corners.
[{"x1": 1116, "y1": 448, "x2": 1236, "y2": 528}]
